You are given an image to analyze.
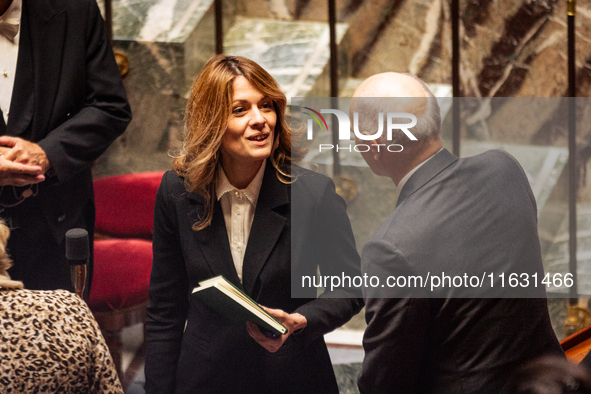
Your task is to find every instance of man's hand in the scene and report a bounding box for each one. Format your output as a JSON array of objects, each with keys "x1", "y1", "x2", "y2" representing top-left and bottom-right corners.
[
  {"x1": 0, "y1": 155, "x2": 45, "y2": 186},
  {"x1": 246, "y1": 307, "x2": 307, "y2": 353},
  {"x1": 0, "y1": 137, "x2": 48, "y2": 186},
  {"x1": 0, "y1": 136, "x2": 51, "y2": 174}
]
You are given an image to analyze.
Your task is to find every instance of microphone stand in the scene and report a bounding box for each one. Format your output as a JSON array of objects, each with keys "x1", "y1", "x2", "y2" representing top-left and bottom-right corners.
[{"x1": 66, "y1": 228, "x2": 89, "y2": 300}]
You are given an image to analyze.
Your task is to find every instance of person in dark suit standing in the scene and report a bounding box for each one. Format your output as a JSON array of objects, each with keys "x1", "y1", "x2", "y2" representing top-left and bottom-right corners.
[
  {"x1": 353, "y1": 73, "x2": 563, "y2": 394},
  {"x1": 145, "y1": 55, "x2": 363, "y2": 394},
  {"x1": 0, "y1": 0, "x2": 131, "y2": 293}
]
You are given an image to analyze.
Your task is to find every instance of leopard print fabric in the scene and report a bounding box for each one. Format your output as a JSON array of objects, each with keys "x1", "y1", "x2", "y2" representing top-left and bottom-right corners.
[{"x1": 0, "y1": 289, "x2": 123, "y2": 393}]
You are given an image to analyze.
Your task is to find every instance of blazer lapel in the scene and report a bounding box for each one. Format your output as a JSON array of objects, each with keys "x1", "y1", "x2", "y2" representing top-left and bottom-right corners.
[
  {"x1": 396, "y1": 149, "x2": 458, "y2": 207},
  {"x1": 188, "y1": 193, "x2": 243, "y2": 289},
  {"x1": 241, "y1": 164, "x2": 289, "y2": 296},
  {"x1": 16, "y1": 0, "x2": 67, "y2": 139}
]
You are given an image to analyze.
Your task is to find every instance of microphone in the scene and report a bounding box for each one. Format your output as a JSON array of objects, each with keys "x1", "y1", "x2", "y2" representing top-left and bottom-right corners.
[{"x1": 66, "y1": 228, "x2": 89, "y2": 299}]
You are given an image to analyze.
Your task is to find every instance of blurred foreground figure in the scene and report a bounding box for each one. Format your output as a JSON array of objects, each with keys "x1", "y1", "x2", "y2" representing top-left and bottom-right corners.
[
  {"x1": 354, "y1": 73, "x2": 563, "y2": 394},
  {"x1": 0, "y1": 220, "x2": 123, "y2": 393}
]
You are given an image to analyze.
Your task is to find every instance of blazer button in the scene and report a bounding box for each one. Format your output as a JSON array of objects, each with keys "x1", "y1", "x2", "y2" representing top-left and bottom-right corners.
[{"x1": 57, "y1": 214, "x2": 66, "y2": 223}]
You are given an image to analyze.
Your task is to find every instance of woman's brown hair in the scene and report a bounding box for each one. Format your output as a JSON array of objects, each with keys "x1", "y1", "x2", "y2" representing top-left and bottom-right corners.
[{"x1": 173, "y1": 55, "x2": 303, "y2": 230}]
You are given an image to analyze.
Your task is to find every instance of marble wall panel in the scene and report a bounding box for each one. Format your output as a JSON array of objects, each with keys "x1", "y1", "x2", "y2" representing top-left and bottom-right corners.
[
  {"x1": 224, "y1": 17, "x2": 349, "y2": 98},
  {"x1": 108, "y1": 0, "x2": 214, "y2": 42},
  {"x1": 460, "y1": 0, "x2": 536, "y2": 97},
  {"x1": 234, "y1": 0, "x2": 352, "y2": 21},
  {"x1": 93, "y1": 0, "x2": 239, "y2": 177},
  {"x1": 355, "y1": 0, "x2": 440, "y2": 79},
  {"x1": 229, "y1": 0, "x2": 412, "y2": 87},
  {"x1": 235, "y1": 0, "x2": 297, "y2": 20},
  {"x1": 510, "y1": 1, "x2": 591, "y2": 99},
  {"x1": 93, "y1": 40, "x2": 186, "y2": 177},
  {"x1": 184, "y1": 0, "x2": 237, "y2": 86},
  {"x1": 345, "y1": 0, "x2": 403, "y2": 75}
]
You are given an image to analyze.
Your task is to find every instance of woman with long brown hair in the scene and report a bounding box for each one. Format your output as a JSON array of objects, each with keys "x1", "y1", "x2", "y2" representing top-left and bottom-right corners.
[{"x1": 145, "y1": 55, "x2": 362, "y2": 394}]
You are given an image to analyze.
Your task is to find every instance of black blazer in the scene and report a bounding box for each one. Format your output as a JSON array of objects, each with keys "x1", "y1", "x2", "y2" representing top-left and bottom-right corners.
[
  {"x1": 2, "y1": 0, "x2": 131, "y2": 242},
  {"x1": 359, "y1": 149, "x2": 563, "y2": 394},
  {"x1": 146, "y1": 163, "x2": 363, "y2": 394}
]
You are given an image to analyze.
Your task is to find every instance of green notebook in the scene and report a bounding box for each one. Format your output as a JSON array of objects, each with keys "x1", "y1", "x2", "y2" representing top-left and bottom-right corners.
[{"x1": 192, "y1": 275, "x2": 288, "y2": 336}]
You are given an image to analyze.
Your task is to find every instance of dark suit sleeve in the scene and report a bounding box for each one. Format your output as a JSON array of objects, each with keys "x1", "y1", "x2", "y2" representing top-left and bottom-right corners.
[
  {"x1": 145, "y1": 172, "x2": 190, "y2": 394},
  {"x1": 37, "y1": 0, "x2": 131, "y2": 183},
  {"x1": 294, "y1": 176, "x2": 364, "y2": 345},
  {"x1": 358, "y1": 239, "x2": 430, "y2": 394}
]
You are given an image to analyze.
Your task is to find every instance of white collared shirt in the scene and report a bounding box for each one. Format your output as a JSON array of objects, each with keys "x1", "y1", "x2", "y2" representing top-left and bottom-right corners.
[
  {"x1": 0, "y1": 0, "x2": 22, "y2": 125},
  {"x1": 216, "y1": 161, "x2": 266, "y2": 282},
  {"x1": 396, "y1": 148, "x2": 443, "y2": 200}
]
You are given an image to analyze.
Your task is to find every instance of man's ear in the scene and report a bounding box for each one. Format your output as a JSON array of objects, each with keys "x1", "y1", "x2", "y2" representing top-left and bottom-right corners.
[
  {"x1": 367, "y1": 138, "x2": 382, "y2": 161},
  {"x1": 354, "y1": 134, "x2": 382, "y2": 161}
]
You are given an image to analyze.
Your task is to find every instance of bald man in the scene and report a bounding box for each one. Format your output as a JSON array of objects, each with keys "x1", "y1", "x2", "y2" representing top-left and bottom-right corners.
[{"x1": 354, "y1": 73, "x2": 563, "y2": 394}]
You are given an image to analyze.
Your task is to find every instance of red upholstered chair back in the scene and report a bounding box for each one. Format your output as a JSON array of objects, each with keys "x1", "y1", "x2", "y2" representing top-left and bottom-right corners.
[
  {"x1": 89, "y1": 171, "x2": 164, "y2": 384},
  {"x1": 93, "y1": 172, "x2": 164, "y2": 239}
]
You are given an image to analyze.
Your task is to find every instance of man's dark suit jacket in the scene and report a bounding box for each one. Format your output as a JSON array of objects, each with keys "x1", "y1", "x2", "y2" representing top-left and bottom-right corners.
[
  {"x1": 2, "y1": 0, "x2": 131, "y2": 291},
  {"x1": 145, "y1": 163, "x2": 363, "y2": 394},
  {"x1": 358, "y1": 149, "x2": 563, "y2": 394}
]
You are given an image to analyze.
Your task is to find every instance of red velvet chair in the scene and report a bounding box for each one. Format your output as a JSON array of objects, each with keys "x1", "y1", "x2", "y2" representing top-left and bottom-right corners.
[{"x1": 88, "y1": 171, "x2": 164, "y2": 380}]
